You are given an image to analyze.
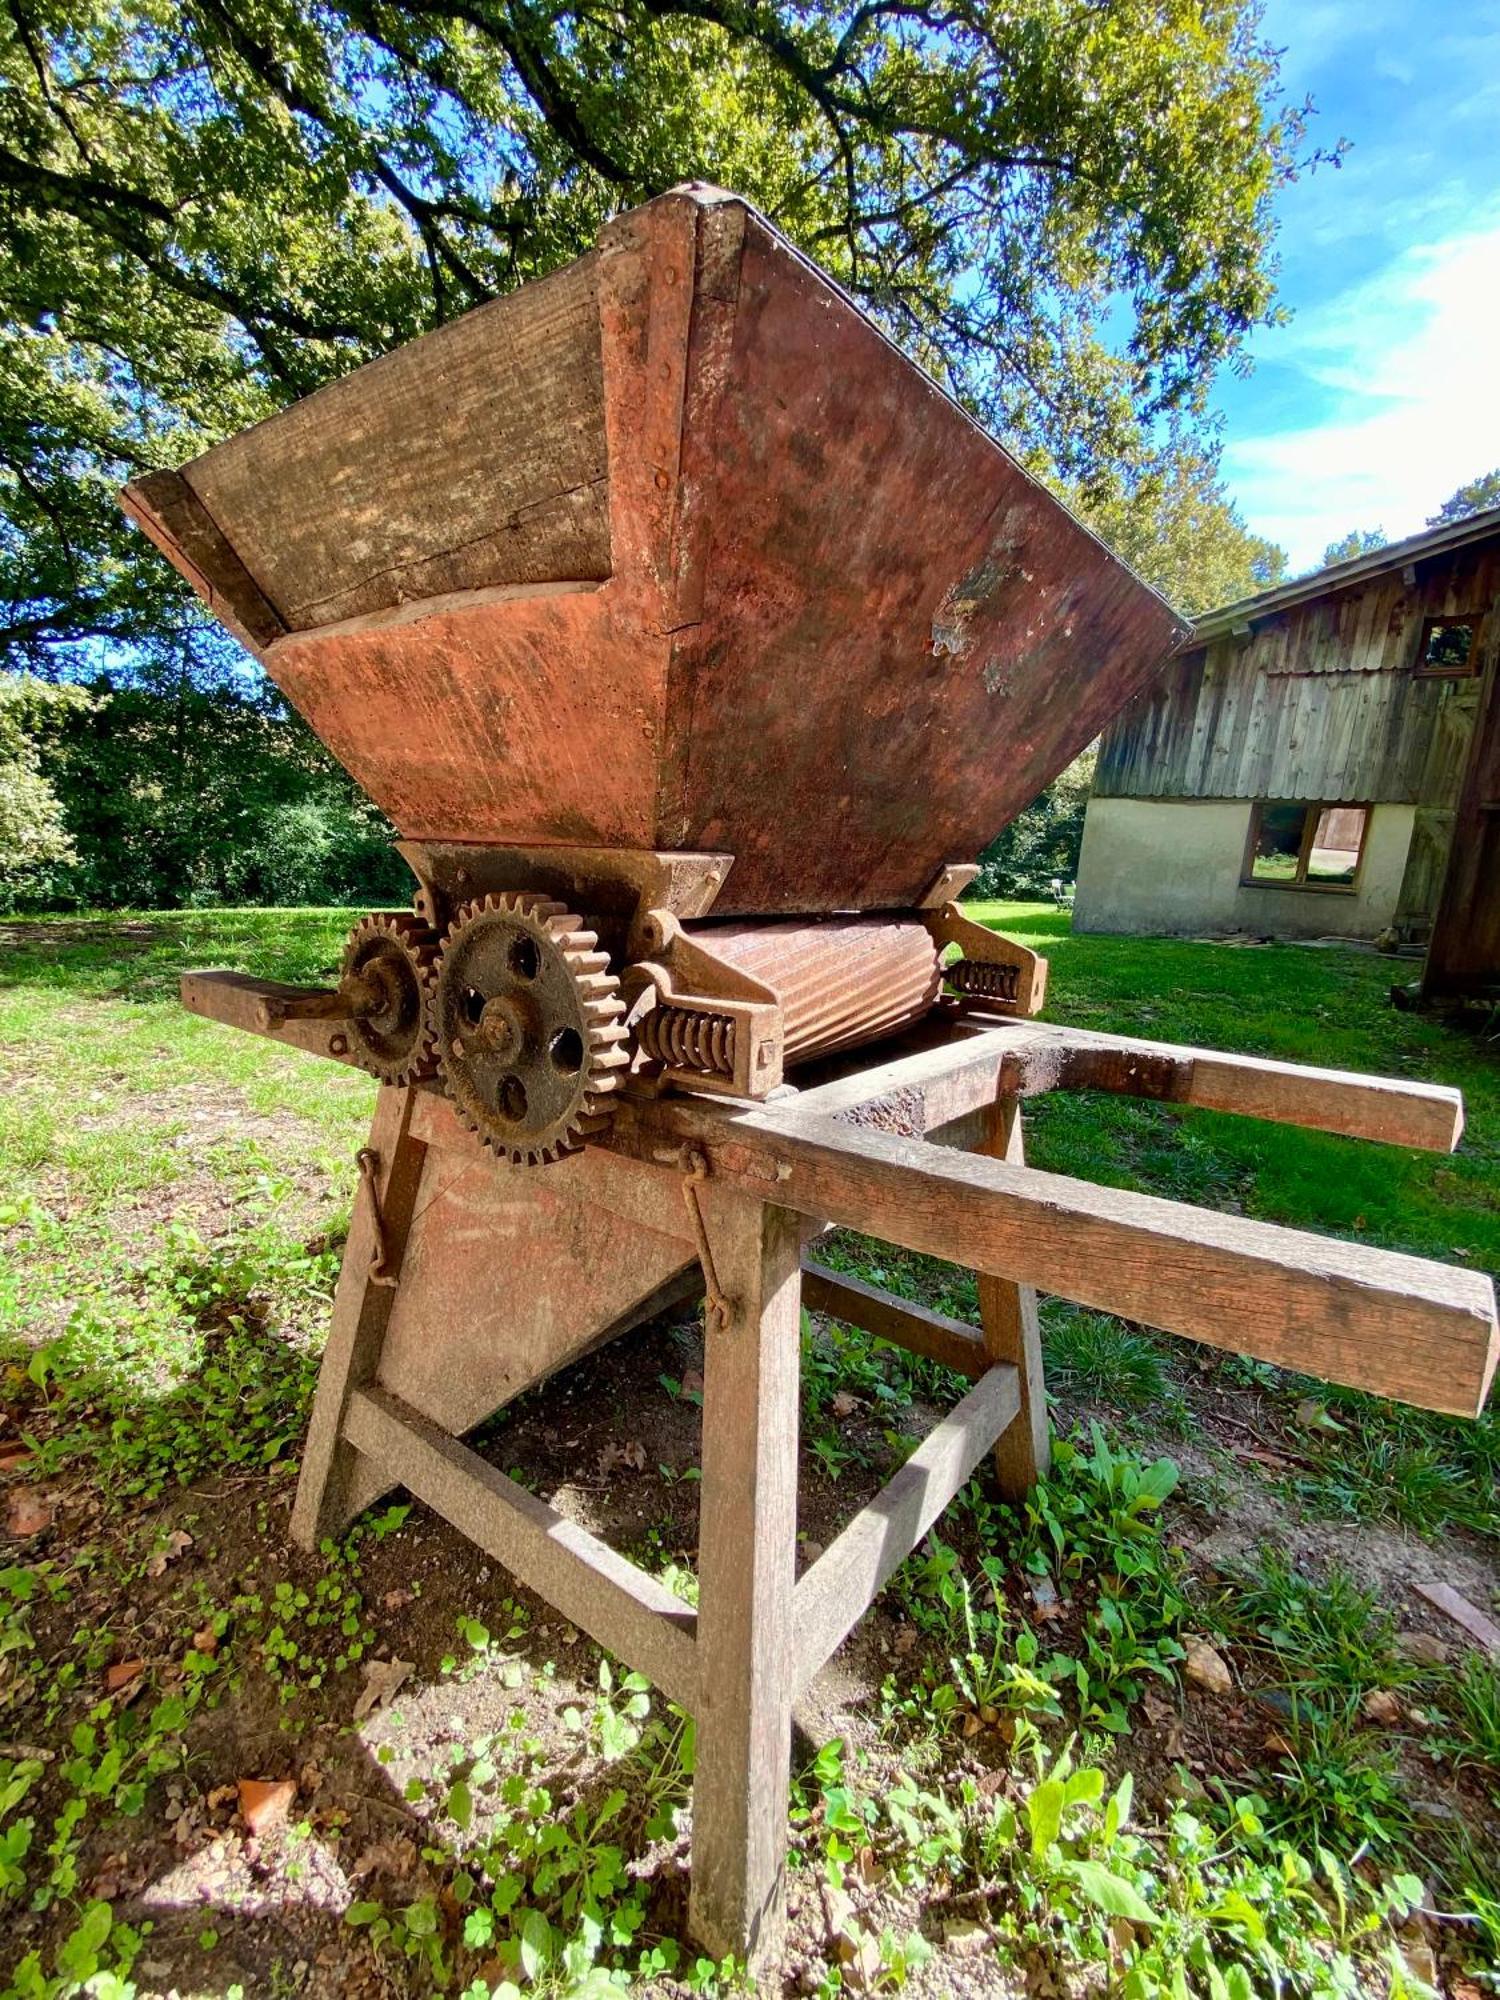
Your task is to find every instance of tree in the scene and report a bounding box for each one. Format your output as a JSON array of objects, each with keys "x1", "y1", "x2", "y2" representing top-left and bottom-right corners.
[
  {"x1": 1428, "y1": 471, "x2": 1500, "y2": 527},
  {"x1": 1, "y1": 0, "x2": 1327, "y2": 674},
  {"x1": 975, "y1": 748, "x2": 1094, "y2": 899},
  {"x1": 1320, "y1": 528, "x2": 1387, "y2": 569},
  {"x1": 1071, "y1": 440, "x2": 1287, "y2": 616},
  {"x1": 0, "y1": 674, "x2": 90, "y2": 907}
]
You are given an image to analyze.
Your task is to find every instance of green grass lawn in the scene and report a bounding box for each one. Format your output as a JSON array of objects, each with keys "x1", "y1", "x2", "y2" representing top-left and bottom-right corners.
[{"x1": 1, "y1": 904, "x2": 1498, "y2": 1998}]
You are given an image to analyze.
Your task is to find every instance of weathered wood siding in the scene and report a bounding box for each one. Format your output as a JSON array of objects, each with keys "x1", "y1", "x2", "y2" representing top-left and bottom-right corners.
[{"x1": 1097, "y1": 539, "x2": 1498, "y2": 805}]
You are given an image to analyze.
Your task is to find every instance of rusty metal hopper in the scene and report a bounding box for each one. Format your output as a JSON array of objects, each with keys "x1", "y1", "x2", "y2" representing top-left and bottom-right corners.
[{"x1": 123, "y1": 184, "x2": 1187, "y2": 917}]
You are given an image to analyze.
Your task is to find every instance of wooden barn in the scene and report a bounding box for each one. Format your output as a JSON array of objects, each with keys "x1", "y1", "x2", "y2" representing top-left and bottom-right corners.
[{"x1": 1073, "y1": 505, "x2": 1500, "y2": 998}]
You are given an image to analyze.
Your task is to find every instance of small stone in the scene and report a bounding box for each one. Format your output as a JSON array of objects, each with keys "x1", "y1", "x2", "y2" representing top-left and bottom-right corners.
[
  {"x1": 943, "y1": 1919, "x2": 992, "y2": 1957},
  {"x1": 1395, "y1": 1630, "x2": 1452, "y2": 1666},
  {"x1": 1362, "y1": 1688, "x2": 1402, "y2": 1726},
  {"x1": 238, "y1": 1778, "x2": 297, "y2": 1835},
  {"x1": 1183, "y1": 1636, "x2": 1233, "y2": 1694}
]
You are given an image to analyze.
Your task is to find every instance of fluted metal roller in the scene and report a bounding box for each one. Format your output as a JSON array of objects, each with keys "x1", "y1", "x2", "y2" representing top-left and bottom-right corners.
[{"x1": 683, "y1": 915, "x2": 941, "y2": 1066}]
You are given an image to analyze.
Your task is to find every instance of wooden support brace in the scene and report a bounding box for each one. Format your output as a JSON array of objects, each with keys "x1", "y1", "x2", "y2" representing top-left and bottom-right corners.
[
  {"x1": 791, "y1": 1362, "x2": 1020, "y2": 1698},
  {"x1": 801, "y1": 1261, "x2": 987, "y2": 1377},
  {"x1": 610, "y1": 1100, "x2": 1500, "y2": 1417},
  {"x1": 291, "y1": 1086, "x2": 426, "y2": 1547},
  {"x1": 979, "y1": 1097, "x2": 1048, "y2": 1497},
  {"x1": 342, "y1": 1386, "x2": 699, "y2": 1711},
  {"x1": 688, "y1": 1195, "x2": 803, "y2": 1973}
]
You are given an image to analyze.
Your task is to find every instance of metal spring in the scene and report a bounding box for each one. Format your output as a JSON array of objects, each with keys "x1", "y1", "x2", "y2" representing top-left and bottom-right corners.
[
  {"x1": 638, "y1": 1006, "x2": 738, "y2": 1075},
  {"x1": 946, "y1": 958, "x2": 1020, "y2": 1002}
]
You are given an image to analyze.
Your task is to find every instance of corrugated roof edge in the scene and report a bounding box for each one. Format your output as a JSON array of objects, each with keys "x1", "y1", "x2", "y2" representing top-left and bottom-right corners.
[{"x1": 1192, "y1": 503, "x2": 1500, "y2": 646}]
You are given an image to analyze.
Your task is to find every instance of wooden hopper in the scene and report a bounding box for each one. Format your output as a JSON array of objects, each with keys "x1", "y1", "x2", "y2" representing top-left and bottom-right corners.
[
  {"x1": 121, "y1": 185, "x2": 1496, "y2": 1979},
  {"x1": 123, "y1": 182, "x2": 1188, "y2": 917}
]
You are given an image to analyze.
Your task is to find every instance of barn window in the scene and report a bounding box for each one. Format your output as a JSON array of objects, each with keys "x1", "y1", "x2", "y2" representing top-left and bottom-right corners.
[
  {"x1": 1416, "y1": 616, "x2": 1479, "y2": 676},
  {"x1": 1245, "y1": 802, "x2": 1368, "y2": 890}
]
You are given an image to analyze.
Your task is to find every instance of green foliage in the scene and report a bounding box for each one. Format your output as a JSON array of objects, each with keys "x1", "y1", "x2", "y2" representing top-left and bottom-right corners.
[
  {"x1": 975, "y1": 749, "x2": 1095, "y2": 898},
  {"x1": 2, "y1": 0, "x2": 1326, "y2": 675},
  {"x1": 8, "y1": 667, "x2": 409, "y2": 910},
  {"x1": 0, "y1": 675, "x2": 90, "y2": 907},
  {"x1": 1427, "y1": 468, "x2": 1500, "y2": 526},
  {"x1": 1320, "y1": 527, "x2": 1388, "y2": 569},
  {"x1": 1071, "y1": 439, "x2": 1288, "y2": 615}
]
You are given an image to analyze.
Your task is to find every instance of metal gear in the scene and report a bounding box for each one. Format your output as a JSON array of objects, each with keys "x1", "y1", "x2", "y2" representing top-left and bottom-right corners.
[
  {"x1": 432, "y1": 893, "x2": 629, "y2": 1165},
  {"x1": 339, "y1": 912, "x2": 440, "y2": 1085}
]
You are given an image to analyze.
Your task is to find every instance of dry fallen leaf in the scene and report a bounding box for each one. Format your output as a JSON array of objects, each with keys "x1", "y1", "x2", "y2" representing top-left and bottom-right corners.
[
  {"x1": 1183, "y1": 1636, "x2": 1233, "y2": 1695},
  {"x1": 0, "y1": 1445, "x2": 31, "y2": 1474},
  {"x1": 237, "y1": 1777, "x2": 297, "y2": 1836},
  {"x1": 5, "y1": 1486, "x2": 52, "y2": 1537},
  {"x1": 1264, "y1": 1729, "x2": 1293, "y2": 1757},
  {"x1": 145, "y1": 1529, "x2": 193, "y2": 1578},
  {"x1": 352, "y1": 1655, "x2": 413, "y2": 1722},
  {"x1": 598, "y1": 1439, "x2": 648, "y2": 1477},
  {"x1": 351, "y1": 1835, "x2": 419, "y2": 1880},
  {"x1": 104, "y1": 1659, "x2": 144, "y2": 1694}
]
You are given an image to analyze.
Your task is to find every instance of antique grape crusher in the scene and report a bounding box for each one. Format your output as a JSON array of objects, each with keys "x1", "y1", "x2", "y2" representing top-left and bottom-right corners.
[{"x1": 122, "y1": 186, "x2": 1497, "y2": 1972}]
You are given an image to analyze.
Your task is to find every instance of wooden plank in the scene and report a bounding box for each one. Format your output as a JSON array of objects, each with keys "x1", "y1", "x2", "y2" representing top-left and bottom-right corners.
[
  {"x1": 612, "y1": 1100, "x2": 1499, "y2": 1418},
  {"x1": 343, "y1": 1385, "x2": 699, "y2": 1711},
  {"x1": 688, "y1": 1195, "x2": 803, "y2": 1972},
  {"x1": 802, "y1": 1261, "x2": 986, "y2": 1377},
  {"x1": 791, "y1": 1363, "x2": 1021, "y2": 1696},
  {"x1": 183, "y1": 255, "x2": 610, "y2": 630},
  {"x1": 181, "y1": 970, "x2": 367, "y2": 1065},
  {"x1": 978, "y1": 1098, "x2": 1049, "y2": 1496},
  {"x1": 291, "y1": 1087, "x2": 426, "y2": 1546},
  {"x1": 121, "y1": 470, "x2": 286, "y2": 655},
  {"x1": 982, "y1": 1020, "x2": 1464, "y2": 1151}
]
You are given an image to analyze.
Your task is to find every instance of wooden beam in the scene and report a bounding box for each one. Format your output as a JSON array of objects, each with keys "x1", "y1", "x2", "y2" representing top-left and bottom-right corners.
[
  {"x1": 985, "y1": 1020, "x2": 1464, "y2": 1152},
  {"x1": 786, "y1": 1015, "x2": 1463, "y2": 1153},
  {"x1": 688, "y1": 1196, "x2": 803, "y2": 1973},
  {"x1": 342, "y1": 1385, "x2": 699, "y2": 1712},
  {"x1": 978, "y1": 1098, "x2": 1048, "y2": 1496},
  {"x1": 792, "y1": 1363, "x2": 1021, "y2": 1696},
  {"x1": 291, "y1": 1088, "x2": 426, "y2": 1545},
  {"x1": 801, "y1": 1261, "x2": 986, "y2": 1377},
  {"x1": 612, "y1": 1101, "x2": 1499, "y2": 1418}
]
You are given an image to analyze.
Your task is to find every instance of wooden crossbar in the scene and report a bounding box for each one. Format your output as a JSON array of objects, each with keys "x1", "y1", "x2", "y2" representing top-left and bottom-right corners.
[
  {"x1": 343, "y1": 1386, "x2": 700, "y2": 1711},
  {"x1": 791, "y1": 1362, "x2": 1021, "y2": 1696},
  {"x1": 613, "y1": 1100, "x2": 1500, "y2": 1418},
  {"x1": 786, "y1": 1015, "x2": 1465, "y2": 1153},
  {"x1": 801, "y1": 1261, "x2": 986, "y2": 1377}
]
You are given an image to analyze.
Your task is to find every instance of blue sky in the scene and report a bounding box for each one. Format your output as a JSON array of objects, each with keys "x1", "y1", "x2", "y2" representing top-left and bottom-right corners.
[{"x1": 1215, "y1": 0, "x2": 1500, "y2": 571}]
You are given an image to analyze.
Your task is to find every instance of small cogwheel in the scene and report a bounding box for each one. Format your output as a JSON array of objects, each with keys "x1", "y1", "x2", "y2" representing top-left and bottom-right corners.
[
  {"x1": 432, "y1": 893, "x2": 629, "y2": 1165},
  {"x1": 340, "y1": 912, "x2": 440, "y2": 1085}
]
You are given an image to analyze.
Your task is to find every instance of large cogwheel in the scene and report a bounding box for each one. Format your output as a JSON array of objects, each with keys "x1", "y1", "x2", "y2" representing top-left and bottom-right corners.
[
  {"x1": 432, "y1": 893, "x2": 629, "y2": 1165},
  {"x1": 340, "y1": 911, "x2": 441, "y2": 1085}
]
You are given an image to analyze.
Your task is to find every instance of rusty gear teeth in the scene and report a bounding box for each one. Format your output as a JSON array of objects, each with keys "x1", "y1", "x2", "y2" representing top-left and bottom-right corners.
[
  {"x1": 340, "y1": 911, "x2": 441, "y2": 1086},
  {"x1": 431, "y1": 892, "x2": 627, "y2": 1167}
]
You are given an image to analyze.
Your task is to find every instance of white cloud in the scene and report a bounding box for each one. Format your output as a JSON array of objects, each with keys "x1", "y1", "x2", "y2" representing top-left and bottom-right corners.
[{"x1": 1224, "y1": 210, "x2": 1500, "y2": 569}]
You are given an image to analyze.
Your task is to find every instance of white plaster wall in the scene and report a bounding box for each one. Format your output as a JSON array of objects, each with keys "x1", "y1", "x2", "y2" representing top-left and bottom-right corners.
[{"x1": 1073, "y1": 798, "x2": 1417, "y2": 940}]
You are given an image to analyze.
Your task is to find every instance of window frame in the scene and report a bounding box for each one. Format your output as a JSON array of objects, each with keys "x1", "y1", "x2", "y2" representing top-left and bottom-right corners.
[
  {"x1": 1414, "y1": 612, "x2": 1482, "y2": 679},
  {"x1": 1241, "y1": 800, "x2": 1370, "y2": 895}
]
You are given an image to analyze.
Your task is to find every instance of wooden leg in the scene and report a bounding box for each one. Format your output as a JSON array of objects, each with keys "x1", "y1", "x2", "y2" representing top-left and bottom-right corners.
[
  {"x1": 688, "y1": 1195, "x2": 804, "y2": 1974},
  {"x1": 290, "y1": 1086, "x2": 427, "y2": 1548},
  {"x1": 978, "y1": 1096, "x2": 1049, "y2": 1498}
]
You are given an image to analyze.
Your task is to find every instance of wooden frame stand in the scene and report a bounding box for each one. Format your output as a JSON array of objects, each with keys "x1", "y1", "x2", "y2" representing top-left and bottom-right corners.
[{"x1": 280, "y1": 1014, "x2": 1495, "y2": 1974}]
